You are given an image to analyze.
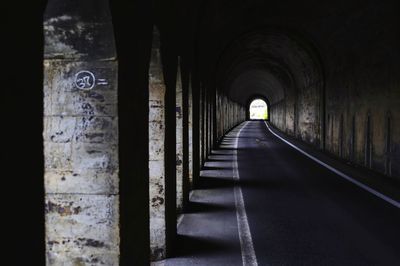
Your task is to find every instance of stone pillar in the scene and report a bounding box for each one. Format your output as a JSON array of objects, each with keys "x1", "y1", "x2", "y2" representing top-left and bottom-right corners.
[
  {"x1": 211, "y1": 90, "x2": 215, "y2": 147},
  {"x1": 182, "y1": 66, "x2": 192, "y2": 207},
  {"x1": 203, "y1": 87, "x2": 208, "y2": 162},
  {"x1": 176, "y1": 59, "x2": 184, "y2": 211},
  {"x1": 206, "y1": 89, "x2": 211, "y2": 155},
  {"x1": 43, "y1": 1, "x2": 119, "y2": 265},
  {"x1": 199, "y1": 86, "x2": 204, "y2": 165},
  {"x1": 188, "y1": 75, "x2": 194, "y2": 189},
  {"x1": 149, "y1": 27, "x2": 167, "y2": 261},
  {"x1": 208, "y1": 92, "x2": 212, "y2": 153},
  {"x1": 192, "y1": 76, "x2": 200, "y2": 188}
]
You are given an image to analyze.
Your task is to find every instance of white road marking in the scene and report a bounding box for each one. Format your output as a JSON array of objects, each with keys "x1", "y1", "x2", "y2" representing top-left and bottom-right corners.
[
  {"x1": 264, "y1": 121, "x2": 400, "y2": 209},
  {"x1": 232, "y1": 122, "x2": 259, "y2": 266}
]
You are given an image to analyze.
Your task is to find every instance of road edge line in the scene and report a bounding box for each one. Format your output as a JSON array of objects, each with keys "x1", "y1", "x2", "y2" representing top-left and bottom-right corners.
[{"x1": 264, "y1": 121, "x2": 400, "y2": 209}]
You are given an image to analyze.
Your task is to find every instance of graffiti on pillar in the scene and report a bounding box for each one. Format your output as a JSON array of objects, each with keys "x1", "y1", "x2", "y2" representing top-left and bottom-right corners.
[
  {"x1": 75, "y1": 70, "x2": 109, "y2": 91},
  {"x1": 75, "y1": 71, "x2": 96, "y2": 90}
]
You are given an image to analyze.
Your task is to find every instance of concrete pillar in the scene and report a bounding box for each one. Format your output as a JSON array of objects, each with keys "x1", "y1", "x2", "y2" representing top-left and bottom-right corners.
[
  {"x1": 149, "y1": 27, "x2": 167, "y2": 261},
  {"x1": 43, "y1": 1, "x2": 119, "y2": 264},
  {"x1": 228, "y1": 103, "x2": 231, "y2": 129},
  {"x1": 228, "y1": 100, "x2": 231, "y2": 128},
  {"x1": 192, "y1": 76, "x2": 201, "y2": 188},
  {"x1": 182, "y1": 68, "x2": 191, "y2": 207},
  {"x1": 176, "y1": 60, "x2": 184, "y2": 211},
  {"x1": 205, "y1": 88, "x2": 209, "y2": 157},
  {"x1": 188, "y1": 76, "x2": 194, "y2": 189},
  {"x1": 211, "y1": 90, "x2": 217, "y2": 147},
  {"x1": 212, "y1": 92, "x2": 214, "y2": 147},
  {"x1": 207, "y1": 92, "x2": 211, "y2": 155},
  {"x1": 209, "y1": 90, "x2": 212, "y2": 152},
  {"x1": 199, "y1": 86, "x2": 204, "y2": 165},
  {"x1": 203, "y1": 87, "x2": 208, "y2": 162},
  {"x1": 223, "y1": 96, "x2": 226, "y2": 133},
  {"x1": 226, "y1": 98, "x2": 229, "y2": 130}
]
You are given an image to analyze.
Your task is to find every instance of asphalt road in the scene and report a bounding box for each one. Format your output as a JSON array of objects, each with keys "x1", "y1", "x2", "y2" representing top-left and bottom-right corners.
[{"x1": 163, "y1": 120, "x2": 400, "y2": 265}]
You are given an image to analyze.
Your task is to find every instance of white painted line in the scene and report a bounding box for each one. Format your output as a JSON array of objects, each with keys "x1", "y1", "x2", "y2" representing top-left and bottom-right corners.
[
  {"x1": 232, "y1": 122, "x2": 259, "y2": 266},
  {"x1": 264, "y1": 121, "x2": 400, "y2": 209}
]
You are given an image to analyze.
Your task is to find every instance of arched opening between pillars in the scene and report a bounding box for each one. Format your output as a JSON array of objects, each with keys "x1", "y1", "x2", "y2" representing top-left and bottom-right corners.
[{"x1": 247, "y1": 96, "x2": 270, "y2": 121}]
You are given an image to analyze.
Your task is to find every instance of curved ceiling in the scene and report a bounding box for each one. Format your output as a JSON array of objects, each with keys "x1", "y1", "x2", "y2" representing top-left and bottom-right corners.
[
  {"x1": 216, "y1": 30, "x2": 321, "y2": 106},
  {"x1": 229, "y1": 69, "x2": 285, "y2": 104}
]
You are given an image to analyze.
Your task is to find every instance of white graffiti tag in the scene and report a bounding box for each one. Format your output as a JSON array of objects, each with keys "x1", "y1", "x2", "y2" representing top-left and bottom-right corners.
[{"x1": 75, "y1": 70, "x2": 96, "y2": 90}]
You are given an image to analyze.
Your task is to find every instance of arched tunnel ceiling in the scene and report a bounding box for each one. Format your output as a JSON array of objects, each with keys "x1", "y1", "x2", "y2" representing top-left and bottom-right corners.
[
  {"x1": 229, "y1": 69, "x2": 284, "y2": 105},
  {"x1": 191, "y1": 0, "x2": 329, "y2": 108},
  {"x1": 216, "y1": 30, "x2": 321, "y2": 107}
]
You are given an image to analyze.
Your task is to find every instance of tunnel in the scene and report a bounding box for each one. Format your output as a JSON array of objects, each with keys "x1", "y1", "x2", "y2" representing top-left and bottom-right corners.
[{"x1": 3, "y1": 0, "x2": 400, "y2": 265}]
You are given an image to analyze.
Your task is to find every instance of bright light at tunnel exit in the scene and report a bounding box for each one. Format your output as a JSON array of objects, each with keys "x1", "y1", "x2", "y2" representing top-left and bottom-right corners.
[{"x1": 249, "y1": 99, "x2": 268, "y2": 120}]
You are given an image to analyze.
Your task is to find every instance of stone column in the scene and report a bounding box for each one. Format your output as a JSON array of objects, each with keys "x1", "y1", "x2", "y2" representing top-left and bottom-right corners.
[
  {"x1": 176, "y1": 60, "x2": 184, "y2": 211},
  {"x1": 211, "y1": 91, "x2": 214, "y2": 148},
  {"x1": 182, "y1": 68, "x2": 191, "y2": 206},
  {"x1": 43, "y1": 1, "x2": 119, "y2": 265},
  {"x1": 199, "y1": 86, "x2": 204, "y2": 165},
  {"x1": 192, "y1": 76, "x2": 200, "y2": 188},
  {"x1": 208, "y1": 92, "x2": 212, "y2": 153},
  {"x1": 149, "y1": 26, "x2": 167, "y2": 261},
  {"x1": 205, "y1": 92, "x2": 211, "y2": 159},
  {"x1": 203, "y1": 87, "x2": 208, "y2": 162},
  {"x1": 188, "y1": 76, "x2": 194, "y2": 189}
]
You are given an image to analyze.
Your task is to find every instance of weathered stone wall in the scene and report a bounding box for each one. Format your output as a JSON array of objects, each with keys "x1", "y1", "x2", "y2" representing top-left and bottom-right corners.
[
  {"x1": 270, "y1": 100, "x2": 285, "y2": 133},
  {"x1": 265, "y1": 1, "x2": 400, "y2": 179},
  {"x1": 43, "y1": 1, "x2": 120, "y2": 264},
  {"x1": 320, "y1": 1, "x2": 400, "y2": 179}
]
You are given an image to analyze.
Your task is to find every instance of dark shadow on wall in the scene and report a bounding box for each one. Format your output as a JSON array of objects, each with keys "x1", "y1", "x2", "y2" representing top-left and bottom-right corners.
[
  {"x1": 2, "y1": 1, "x2": 47, "y2": 265},
  {"x1": 109, "y1": 0, "x2": 153, "y2": 265}
]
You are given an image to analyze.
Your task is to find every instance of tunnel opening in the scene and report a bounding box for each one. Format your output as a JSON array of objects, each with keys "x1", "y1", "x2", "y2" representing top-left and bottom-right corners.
[{"x1": 248, "y1": 98, "x2": 269, "y2": 120}]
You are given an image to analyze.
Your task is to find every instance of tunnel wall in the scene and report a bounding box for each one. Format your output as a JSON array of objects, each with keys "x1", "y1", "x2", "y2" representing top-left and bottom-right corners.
[
  {"x1": 321, "y1": 2, "x2": 400, "y2": 179},
  {"x1": 267, "y1": 1, "x2": 400, "y2": 180},
  {"x1": 265, "y1": 33, "x2": 323, "y2": 148},
  {"x1": 270, "y1": 100, "x2": 285, "y2": 132}
]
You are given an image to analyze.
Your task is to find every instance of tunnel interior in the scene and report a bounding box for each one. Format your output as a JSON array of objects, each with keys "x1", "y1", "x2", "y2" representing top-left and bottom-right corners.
[
  {"x1": 215, "y1": 29, "x2": 324, "y2": 146},
  {"x1": 3, "y1": 0, "x2": 400, "y2": 265}
]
